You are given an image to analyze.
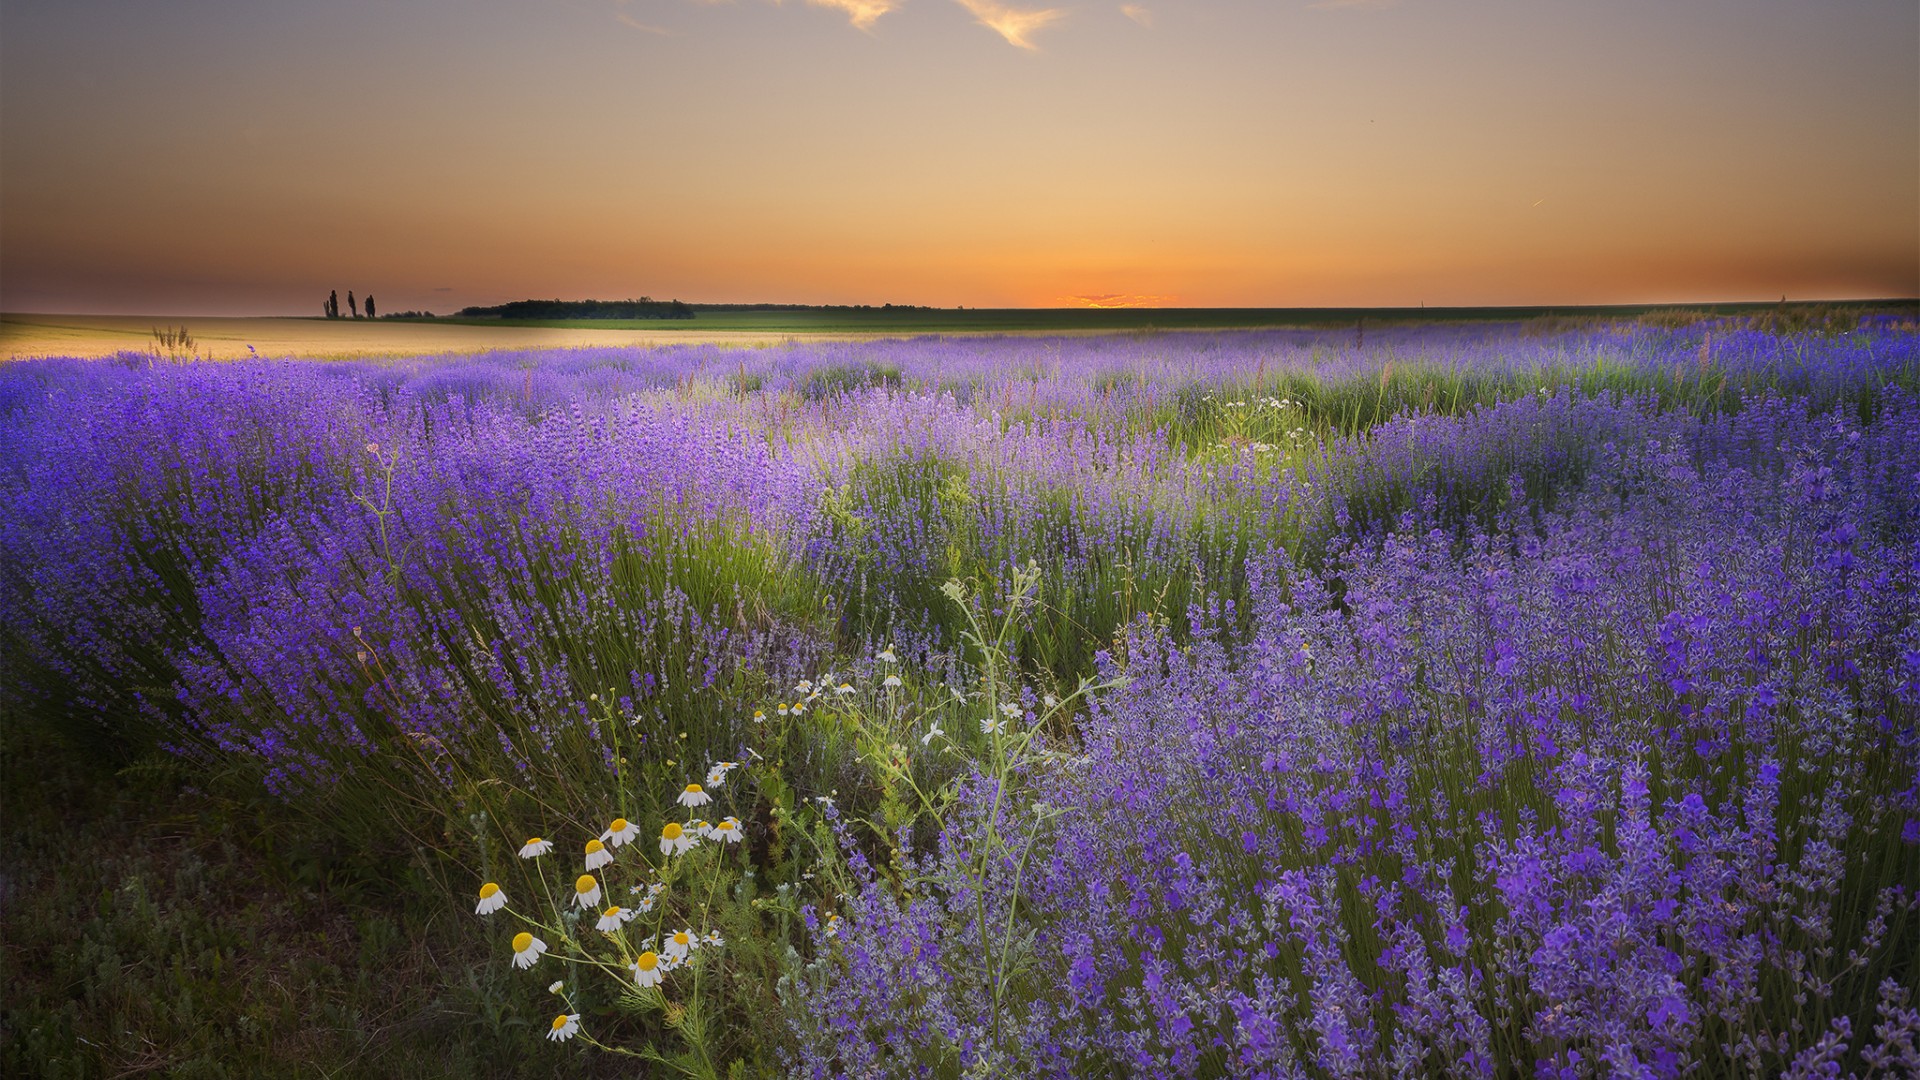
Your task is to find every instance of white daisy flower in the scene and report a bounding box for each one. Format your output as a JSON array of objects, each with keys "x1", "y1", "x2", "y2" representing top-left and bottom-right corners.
[
  {"x1": 573, "y1": 873, "x2": 602, "y2": 910},
  {"x1": 678, "y1": 783, "x2": 711, "y2": 808},
  {"x1": 602, "y1": 817, "x2": 638, "y2": 848},
  {"x1": 877, "y1": 646, "x2": 898, "y2": 664},
  {"x1": 689, "y1": 818, "x2": 712, "y2": 838},
  {"x1": 597, "y1": 905, "x2": 632, "y2": 932},
  {"x1": 981, "y1": 716, "x2": 1005, "y2": 735},
  {"x1": 703, "y1": 930, "x2": 725, "y2": 947},
  {"x1": 777, "y1": 702, "x2": 790, "y2": 716},
  {"x1": 795, "y1": 679, "x2": 814, "y2": 694},
  {"x1": 921, "y1": 723, "x2": 944, "y2": 745},
  {"x1": 824, "y1": 913, "x2": 842, "y2": 938},
  {"x1": 511, "y1": 931, "x2": 547, "y2": 969},
  {"x1": 547, "y1": 1014, "x2": 580, "y2": 1042},
  {"x1": 518, "y1": 837, "x2": 553, "y2": 859},
  {"x1": 630, "y1": 950, "x2": 664, "y2": 987},
  {"x1": 791, "y1": 700, "x2": 807, "y2": 715},
  {"x1": 705, "y1": 762, "x2": 736, "y2": 787},
  {"x1": 475, "y1": 882, "x2": 508, "y2": 916},
  {"x1": 1043, "y1": 693, "x2": 1059, "y2": 709},
  {"x1": 660, "y1": 951, "x2": 687, "y2": 973},
  {"x1": 835, "y1": 682, "x2": 855, "y2": 696},
  {"x1": 548, "y1": 980, "x2": 565, "y2": 994},
  {"x1": 583, "y1": 837, "x2": 613, "y2": 870},
  {"x1": 752, "y1": 708, "x2": 766, "y2": 723},
  {"x1": 709, "y1": 817, "x2": 744, "y2": 844},
  {"x1": 999, "y1": 702, "x2": 1022, "y2": 719},
  {"x1": 882, "y1": 674, "x2": 902, "y2": 689},
  {"x1": 660, "y1": 821, "x2": 697, "y2": 856},
  {"x1": 664, "y1": 928, "x2": 696, "y2": 959}
]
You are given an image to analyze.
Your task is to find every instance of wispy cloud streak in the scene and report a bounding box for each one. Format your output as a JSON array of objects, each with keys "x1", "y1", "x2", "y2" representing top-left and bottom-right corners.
[
  {"x1": 1063, "y1": 293, "x2": 1174, "y2": 308},
  {"x1": 808, "y1": 0, "x2": 903, "y2": 30},
  {"x1": 614, "y1": 11, "x2": 672, "y2": 33},
  {"x1": 1120, "y1": 4, "x2": 1151, "y2": 28},
  {"x1": 951, "y1": 0, "x2": 1065, "y2": 50}
]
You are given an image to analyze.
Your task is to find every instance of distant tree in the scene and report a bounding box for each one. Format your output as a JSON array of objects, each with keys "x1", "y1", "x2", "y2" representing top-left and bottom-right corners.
[
  {"x1": 365, "y1": 294, "x2": 376, "y2": 320},
  {"x1": 349, "y1": 291, "x2": 358, "y2": 318},
  {"x1": 328, "y1": 289, "x2": 339, "y2": 319},
  {"x1": 455, "y1": 298, "x2": 694, "y2": 320}
]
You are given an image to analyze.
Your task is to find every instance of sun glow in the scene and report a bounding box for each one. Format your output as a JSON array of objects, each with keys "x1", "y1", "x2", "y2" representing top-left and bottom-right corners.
[{"x1": 1063, "y1": 293, "x2": 1175, "y2": 309}]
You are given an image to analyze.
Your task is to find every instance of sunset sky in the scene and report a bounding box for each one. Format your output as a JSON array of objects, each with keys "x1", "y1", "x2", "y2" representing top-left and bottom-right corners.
[{"x1": 2, "y1": 0, "x2": 1914, "y2": 315}]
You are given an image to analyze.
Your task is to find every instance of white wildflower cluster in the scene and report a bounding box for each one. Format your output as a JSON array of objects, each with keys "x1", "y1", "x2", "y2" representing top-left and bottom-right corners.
[
  {"x1": 982, "y1": 700, "x2": 1024, "y2": 735},
  {"x1": 475, "y1": 760, "x2": 749, "y2": 1045},
  {"x1": 1203, "y1": 391, "x2": 1298, "y2": 411},
  {"x1": 754, "y1": 653, "x2": 914, "y2": 726}
]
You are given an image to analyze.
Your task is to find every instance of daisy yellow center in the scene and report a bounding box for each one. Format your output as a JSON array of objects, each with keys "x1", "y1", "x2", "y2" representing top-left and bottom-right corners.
[
  {"x1": 673, "y1": 931, "x2": 690, "y2": 944},
  {"x1": 575, "y1": 874, "x2": 597, "y2": 894},
  {"x1": 604, "y1": 906, "x2": 622, "y2": 918},
  {"x1": 525, "y1": 836, "x2": 542, "y2": 845},
  {"x1": 585, "y1": 839, "x2": 605, "y2": 854},
  {"x1": 685, "y1": 784, "x2": 702, "y2": 795},
  {"x1": 551, "y1": 1015, "x2": 570, "y2": 1032},
  {"x1": 609, "y1": 818, "x2": 628, "y2": 833},
  {"x1": 479, "y1": 882, "x2": 499, "y2": 899},
  {"x1": 635, "y1": 951, "x2": 659, "y2": 971},
  {"x1": 662, "y1": 822, "x2": 683, "y2": 840},
  {"x1": 513, "y1": 932, "x2": 534, "y2": 952}
]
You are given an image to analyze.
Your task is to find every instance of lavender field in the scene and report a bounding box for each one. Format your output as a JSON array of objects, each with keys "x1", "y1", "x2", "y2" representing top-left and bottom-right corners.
[{"x1": 4, "y1": 319, "x2": 1919, "y2": 1078}]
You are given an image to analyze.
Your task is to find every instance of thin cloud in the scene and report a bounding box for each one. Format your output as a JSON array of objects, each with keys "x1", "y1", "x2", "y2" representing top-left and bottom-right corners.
[
  {"x1": 614, "y1": 11, "x2": 673, "y2": 33},
  {"x1": 807, "y1": 0, "x2": 903, "y2": 30},
  {"x1": 1121, "y1": 4, "x2": 1151, "y2": 28},
  {"x1": 1308, "y1": 0, "x2": 1398, "y2": 9},
  {"x1": 1064, "y1": 293, "x2": 1174, "y2": 309},
  {"x1": 952, "y1": 0, "x2": 1065, "y2": 50}
]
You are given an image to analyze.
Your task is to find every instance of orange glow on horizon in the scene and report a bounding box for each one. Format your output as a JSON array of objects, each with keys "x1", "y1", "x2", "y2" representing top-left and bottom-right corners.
[{"x1": 1062, "y1": 294, "x2": 1178, "y2": 309}]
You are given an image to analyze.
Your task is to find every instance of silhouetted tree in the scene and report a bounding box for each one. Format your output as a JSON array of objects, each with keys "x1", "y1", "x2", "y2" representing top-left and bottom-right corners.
[
  {"x1": 349, "y1": 291, "x2": 358, "y2": 318},
  {"x1": 328, "y1": 289, "x2": 339, "y2": 319},
  {"x1": 454, "y1": 297, "x2": 695, "y2": 320},
  {"x1": 365, "y1": 294, "x2": 376, "y2": 319}
]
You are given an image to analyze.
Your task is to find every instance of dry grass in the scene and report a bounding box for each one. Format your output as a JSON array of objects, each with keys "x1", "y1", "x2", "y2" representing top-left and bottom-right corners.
[{"x1": 0, "y1": 314, "x2": 834, "y2": 361}]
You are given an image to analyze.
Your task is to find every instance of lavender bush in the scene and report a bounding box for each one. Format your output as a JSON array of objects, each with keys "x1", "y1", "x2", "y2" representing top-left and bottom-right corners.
[{"x1": 2, "y1": 319, "x2": 1915, "y2": 1075}]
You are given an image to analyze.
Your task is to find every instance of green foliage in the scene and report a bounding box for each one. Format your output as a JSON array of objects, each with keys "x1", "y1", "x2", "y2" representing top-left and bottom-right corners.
[
  {"x1": 797, "y1": 362, "x2": 903, "y2": 401},
  {"x1": 0, "y1": 717, "x2": 609, "y2": 1080}
]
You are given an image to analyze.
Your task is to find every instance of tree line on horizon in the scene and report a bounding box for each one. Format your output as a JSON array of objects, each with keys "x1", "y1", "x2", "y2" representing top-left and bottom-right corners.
[{"x1": 456, "y1": 298, "x2": 695, "y2": 320}]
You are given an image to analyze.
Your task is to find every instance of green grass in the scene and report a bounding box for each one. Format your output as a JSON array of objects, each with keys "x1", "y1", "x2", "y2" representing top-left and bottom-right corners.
[
  {"x1": 0, "y1": 717, "x2": 639, "y2": 1080},
  {"x1": 382, "y1": 300, "x2": 1919, "y2": 337}
]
